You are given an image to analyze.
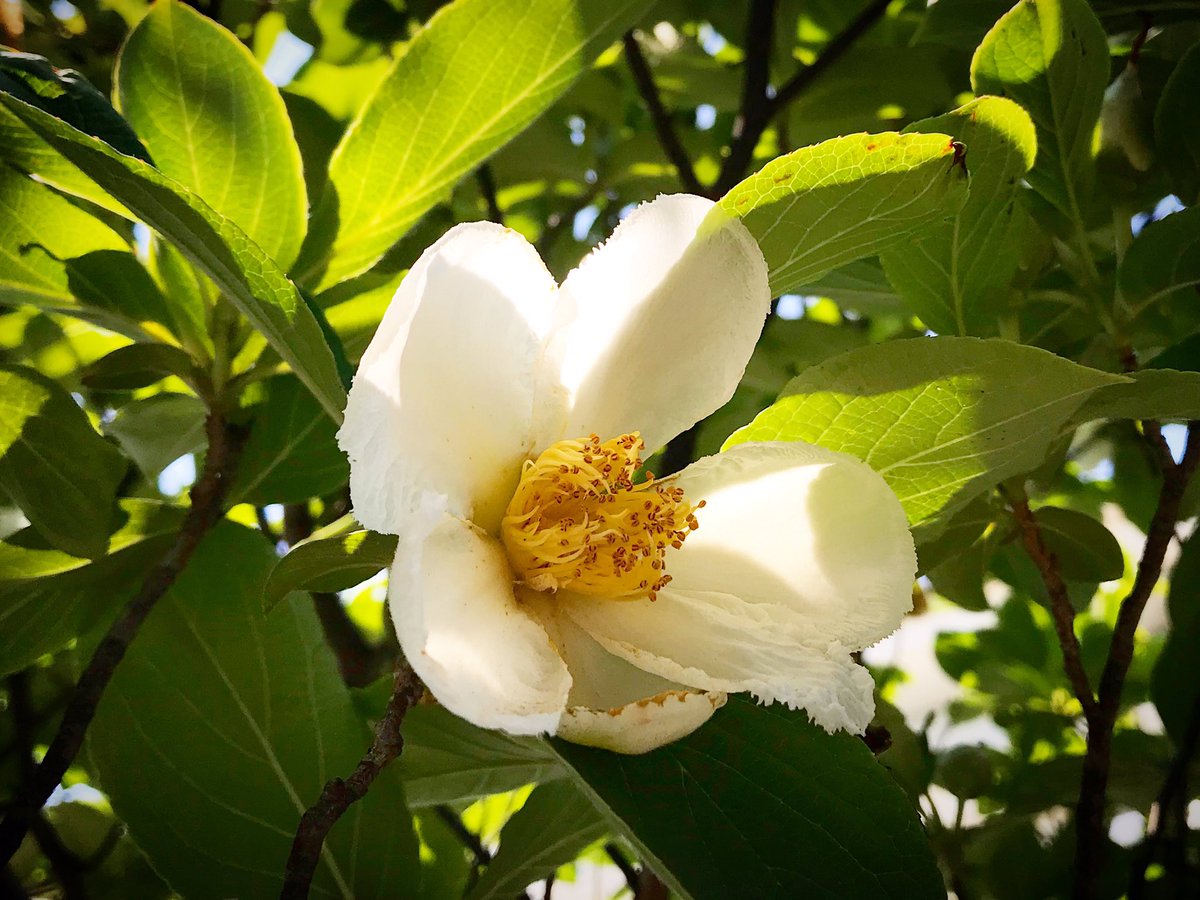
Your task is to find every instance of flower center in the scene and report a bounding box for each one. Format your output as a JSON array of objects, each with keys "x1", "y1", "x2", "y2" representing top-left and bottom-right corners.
[{"x1": 501, "y1": 433, "x2": 703, "y2": 601}]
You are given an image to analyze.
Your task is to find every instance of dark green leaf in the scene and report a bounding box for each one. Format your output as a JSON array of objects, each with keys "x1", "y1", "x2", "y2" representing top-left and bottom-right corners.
[
  {"x1": 397, "y1": 706, "x2": 563, "y2": 808},
  {"x1": 81, "y1": 343, "x2": 204, "y2": 392},
  {"x1": 1155, "y1": 41, "x2": 1200, "y2": 205},
  {"x1": 1119, "y1": 206, "x2": 1200, "y2": 314},
  {"x1": 87, "y1": 523, "x2": 421, "y2": 898},
  {"x1": 1152, "y1": 535, "x2": 1200, "y2": 745},
  {"x1": 229, "y1": 375, "x2": 349, "y2": 505},
  {"x1": 105, "y1": 393, "x2": 207, "y2": 481},
  {"x1": 555, "y1": 697, "x2": 944, "y2": 900},
  {"x1": 263, "y1": 527, "x2": 396, "y2": 612},
  {"x1": 0, "y1": 499, "x2": 182, "y2": 674},
  {"x1": 467, "y1": 779, "x2": 607, "y2": 900},
  {"x1": 0, "y1": 364, "x2": 125, "y2": 557},
  {"x1": 1034, "y1": 506, "x2": 1124, "y2": 582},
  {"x1": 1072, "y1": 368, "x2": 1200, "y2": 423}
]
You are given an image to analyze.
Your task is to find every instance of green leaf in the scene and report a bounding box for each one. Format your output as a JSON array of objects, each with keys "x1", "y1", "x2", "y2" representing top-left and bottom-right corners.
[
  {"x1": 1119, "y1": 206, "x2": 1200, "y2": 314},
  {"x1": 555, "y1": 697, "x2": 944, "y2": 900},
  {"x1": 1034, "y1": 506, "x2": 1124, "y2": 582},
  {"x1": 467, "y1": 779, "x2": 607, "y2": 900},
  {"x1": 1072, "y1": 369, "x2": 1200, "y2": 423},
  {"x1": 725, "y1": 338, "x2": 1127, "y2": 524},
  {"x1": 63, "y1": 248, "x2": 198, "y2": 342},
  {"x1": 0, "y1": 164, "x2": 137, "y2": 331},
  {"x1": 397, "y1": 706, "x2": 563, "y2": 808},
  {"x1": 1152, "y1": 535, "x2": 1200, "y2": 744},
  {"x1": 0, "y1": 364, "x2": 126, "y2": 557},
  {"x1": 87, "y1": 523, "x2": 420, "y2": 898},
  {"x1": 0, "y1": 50, "x2": 149, "y2": 161},
  {"x1": 116, "y1": 0, "x2": 308, "y2": 269},
  {"x1": 0, "y1": 499, "x2": 182, "y2": 675},
  {"x1": 1156, "y1": 42, "x2": 1200, "y2": 205},
  {"x1": 0, "y1": 102, "x2": 128, "y2": 217},
  {"x1": 296, "y1": 0, "x2": 655, "y2": 289},
  {"x1": 105, "y1": 393, "x2": 208, "y2": 481},
  {"x1": 263, "y1": 528, "x2": 396, "y2": 612},
  {"x1": 229, "y1": 375, "x2": 349, "y2": 505},
  {"x1": 715, "y1": 131, "x2": 969, "y2": 297},
  {"x1": 881, "y1": 97, "x2": 1037, "y2": 336},
  {"x1": 794, "y1": 258, "x2": 904, "y2": 315},
  {"x1": 971, "y1": 0, "x2": 1108, "y2": 219},
  {"x1": 0, "y1": 67, "x2": 347, "y2": 423},
  {"x1": 81, "y1": 343, "x2": 205, "y2": 392}
]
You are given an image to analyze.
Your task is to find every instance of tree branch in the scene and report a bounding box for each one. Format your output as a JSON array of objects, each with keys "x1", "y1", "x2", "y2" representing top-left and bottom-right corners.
[
  {"x1": 1003, "y1": 485, "x2": 1098, "y2": 718},
  {"x1": 622, "y1": 31, "x2": 703, "y2": 195},
  {"x1": 1074, "y1": 422, "x2": 1200, "y2": 899},
  {"x1": 715, "y1": 0, "x2": 777, "y2": 196},
  {"x1": 0, "y1": 411, "x2": 245, "y2": 866},
  {"x1": 280, "y1": 660, "x2": 424, "y2": 899}
]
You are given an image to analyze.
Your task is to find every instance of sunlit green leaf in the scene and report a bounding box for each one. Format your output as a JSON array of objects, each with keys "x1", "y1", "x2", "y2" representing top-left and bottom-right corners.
[
  {"x1": 117, "y1": 0, "x2": 308, "y2": 269},
  {"x1": 971, "y1": 0, "x2": 1108, "y2": 219},
  {"x1": 263, "y1": 527, "x2": 396, "y2": 612},
  {"x1": 726, "y1": 338, "x2": 1127, "y2": 523},
  {"x1": 716, "y1": 131, "x2": 969, "y2": 296},
  {"x1": 881, "y1": 97, "x2": 1037, "y2": 335},
  {"x1": 296, "y1": 0, "x2": 655, "y2": 289}
]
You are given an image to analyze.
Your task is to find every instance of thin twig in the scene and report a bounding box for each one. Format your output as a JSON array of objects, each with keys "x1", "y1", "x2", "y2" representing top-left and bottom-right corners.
[
  {"x1": 0, "y1": 412, "x2": 245, "y2": 866},
  {"x1": 622, "y1": 31, "x2": 703, "y2": 195},
  {"x1": 280, "y1": 660, "x2": 424, "y2": 899},
  {"x1": 433, "y1": 805, "x2": 491, "y2": 865},
  {"x1": 1073, "y1": 423, "x2": 1200, "y2": 899},
  {"x1": 1003, "y1": 485, "x2": 1097, "y2": 718},
  {"x1": 771, "y1": 0, "x2": 890, "y2": 112},
  {"x1": 475, "y1": 164, "x2": 504, "y2": 223},
  {"x1": 604, "y1": 842, "x2": 639, "y2": 893}
]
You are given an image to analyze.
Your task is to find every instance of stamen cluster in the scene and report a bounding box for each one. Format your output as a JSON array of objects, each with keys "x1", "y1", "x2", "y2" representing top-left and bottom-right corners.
[{"x1": 501, "y1": 433, "x2": 703, "y2": 601}]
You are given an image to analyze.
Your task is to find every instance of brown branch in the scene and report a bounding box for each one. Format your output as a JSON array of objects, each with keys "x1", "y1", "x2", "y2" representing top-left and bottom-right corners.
[
  {"x1": 771, "y1": 0, "x2": 890, "y2": 112},
  {"x1": 1003, "y1": 486, "x2": 1098, "y2": 718},
  {"x1": 0, "y1": 411, "x2": 245, "y2": 866},
  {"x1": 1073, "y1": 423, "x2": 1200, "y2": 899},
  {"x1": 622, "y1": 31, "x2": 703, "y2": 195},
  {"x1": 713, "y1": 0, "x2": 890, "y2": 196},
  {"x1": 280, "y1": 660, "x2": 423, "y2": 899}
]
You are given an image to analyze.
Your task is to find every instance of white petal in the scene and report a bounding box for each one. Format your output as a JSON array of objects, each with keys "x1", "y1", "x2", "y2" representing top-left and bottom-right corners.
[
  {"x1": 541, "y1": 195, "x2": 770, "y2": 453},
  {"x1": 667, "y1": 442, "x2": 916, "y2": 649},
  {"x1": 562, "y1": 588, "x2": 877, "y2": 733},
  {"x1": 525, "y1": 597, "x2": 724, "y2": 754},
  {"x1": 390, "y1": 515, "x2": 570, "y2": 735},
  {"x1": 557, "y1": 691, "x2": 726, "y2": 755},
  {"x1": 340, "y1": 223, "x2": 558, "y2": 534}
]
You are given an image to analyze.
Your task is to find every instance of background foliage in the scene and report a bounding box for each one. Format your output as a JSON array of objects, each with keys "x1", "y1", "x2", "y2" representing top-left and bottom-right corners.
[{"x1": 1, "y1": 0, "x2": 1199, "y2": 897}]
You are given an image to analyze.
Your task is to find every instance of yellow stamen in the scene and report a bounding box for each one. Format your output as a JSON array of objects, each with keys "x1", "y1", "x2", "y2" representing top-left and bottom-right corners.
[{"x1": 501, "y1": 433, "x2": 703, "y2": 601}]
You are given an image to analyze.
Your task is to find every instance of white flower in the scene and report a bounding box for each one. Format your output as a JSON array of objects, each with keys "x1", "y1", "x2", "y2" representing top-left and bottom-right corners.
[{"x1": 339, "y1": 194, "x2": 916, "y2": 754}]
